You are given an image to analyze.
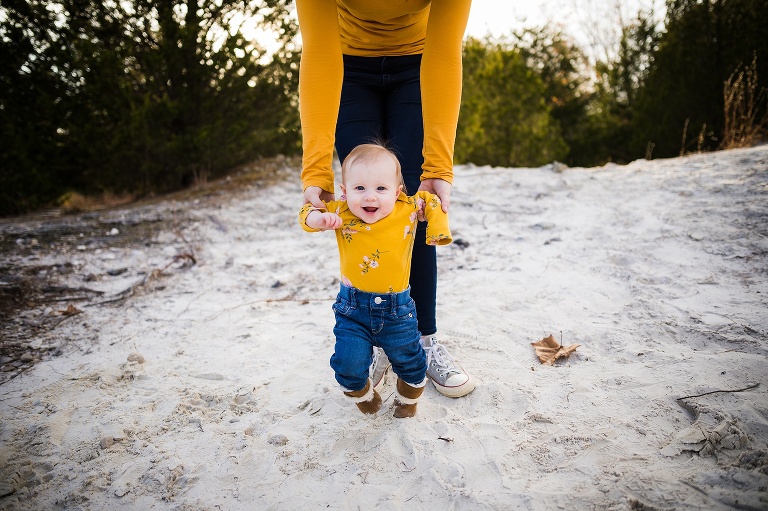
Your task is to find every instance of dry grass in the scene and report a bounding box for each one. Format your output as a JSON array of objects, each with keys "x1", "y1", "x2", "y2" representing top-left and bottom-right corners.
[
  {"x1": 153, "y1": 154, "x2": 301, "y2": 203},
  {"x1": 58, "y1": 191, "x2": 137, "y2": 214},
  {"x1": 721, "y1": 54, "x2": 768, "y2": 150},
  {"x1": 55, "y1": 155, "x2": 301, "y2": 214}
]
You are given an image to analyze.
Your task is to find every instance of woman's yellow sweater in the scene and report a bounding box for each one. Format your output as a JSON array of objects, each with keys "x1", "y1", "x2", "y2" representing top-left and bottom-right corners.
[{"x1": 296, "y1": 0, "x2": 472, "y2": 194}]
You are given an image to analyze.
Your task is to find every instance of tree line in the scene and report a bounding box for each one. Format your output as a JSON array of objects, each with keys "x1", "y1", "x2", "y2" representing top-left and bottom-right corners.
[
  {"x1": 456, "y1": 0, "x2": 768, "y2": 168},
  {"x1": 1, "y1": 0, "x2": 766, "y2": 216},
  {"x1": 1, "y1": 0, "x2": 299, "y2": 216}
]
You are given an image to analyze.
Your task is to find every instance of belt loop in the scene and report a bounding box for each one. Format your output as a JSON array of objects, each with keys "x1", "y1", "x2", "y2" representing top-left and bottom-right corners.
[{"x1": 350, "y1": 286, "x2": 357, "y2": 308}]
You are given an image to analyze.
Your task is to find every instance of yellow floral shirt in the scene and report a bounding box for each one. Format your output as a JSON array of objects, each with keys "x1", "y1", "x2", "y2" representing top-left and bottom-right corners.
[{"x1": 299, "y1": 191, "x2": 451, "y2": 293}]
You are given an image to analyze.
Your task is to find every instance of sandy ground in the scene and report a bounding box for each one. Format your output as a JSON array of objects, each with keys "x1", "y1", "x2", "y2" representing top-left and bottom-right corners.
[{"x1": 1, "y1": 146, "x2": 767, "y2": 510}]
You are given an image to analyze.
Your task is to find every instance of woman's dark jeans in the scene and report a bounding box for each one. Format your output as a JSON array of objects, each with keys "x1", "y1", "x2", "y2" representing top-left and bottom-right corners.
[{"x1": 335, "y1": 54, "x2": 438, "y2": 336}]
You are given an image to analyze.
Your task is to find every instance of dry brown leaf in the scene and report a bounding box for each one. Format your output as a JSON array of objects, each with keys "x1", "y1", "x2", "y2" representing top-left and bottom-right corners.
[
  {"x1": 531, "y1": 334, "x2": 580, "y2": 365},
  {"x1": 59, "y1": 304, "x2": 82, "y2": 316}
]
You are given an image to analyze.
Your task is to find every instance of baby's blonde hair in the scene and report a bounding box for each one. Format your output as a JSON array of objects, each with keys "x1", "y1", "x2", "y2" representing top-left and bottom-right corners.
[{"x1": 341, "y1": 143, "x2": 406, "y2": 192}]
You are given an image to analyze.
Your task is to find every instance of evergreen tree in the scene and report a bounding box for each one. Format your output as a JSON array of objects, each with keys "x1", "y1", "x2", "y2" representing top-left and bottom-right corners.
[
  {"x1": 456, "y1": 37, "x2": 568, "y2": 168},
  {"x1": 633, "y1": 0, "x2": 768, "y2": 157},
  {"x1": 512, "y1": 27, "x2": 593, "y2": 166},
  {"x1": 0, "y1": 0, "x2": 299, "y2": 216},
  {"x1": 0, "y1": 1, "x2": 72, "y2": 212},
  {"x1": 585, "y1": 7, "x2": 661, "y2": 163}
]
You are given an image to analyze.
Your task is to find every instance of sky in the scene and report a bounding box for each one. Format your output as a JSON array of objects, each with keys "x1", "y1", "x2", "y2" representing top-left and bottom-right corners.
[
  {"x1": 248, "y1": 0, "x2": 664, "y2": 63},
  {"x1": 464, "y1": 0, "x2": 664, "y2": 61},
  {"x1": 466, "y1": 0, "x2": 662, "y2": 35},
  {"x1": 465, "y1": 0, "x2": 557, "y2": 36}
]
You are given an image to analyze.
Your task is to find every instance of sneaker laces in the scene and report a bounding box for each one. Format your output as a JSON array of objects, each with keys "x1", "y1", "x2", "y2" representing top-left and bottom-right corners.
[{"x1": 423, "y1": 338, "x2": 459, "y2": 376}]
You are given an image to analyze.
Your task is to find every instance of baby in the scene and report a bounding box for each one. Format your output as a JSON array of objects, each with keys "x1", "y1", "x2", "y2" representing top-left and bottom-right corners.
[{"x1": 299, "y1": 143, "x2": 452, "y2": 417}]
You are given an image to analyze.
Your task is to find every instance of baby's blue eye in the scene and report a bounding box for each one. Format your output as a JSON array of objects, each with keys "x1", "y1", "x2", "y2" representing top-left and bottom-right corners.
[
  {"x1": 377, "y1": 186, "x2": 387, "y2": 191},
  {"x1": 355, "y1": 186, "x2": 365, "y2": 191}
]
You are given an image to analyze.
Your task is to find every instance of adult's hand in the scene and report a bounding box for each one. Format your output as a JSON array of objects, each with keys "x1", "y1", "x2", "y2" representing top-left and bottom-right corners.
[
  {"x1": 418, "y1": 178, "x2": 451, "y2": 213},
  {"x1": 303, "y1": 186, "x2": 335, "y2": 209}
]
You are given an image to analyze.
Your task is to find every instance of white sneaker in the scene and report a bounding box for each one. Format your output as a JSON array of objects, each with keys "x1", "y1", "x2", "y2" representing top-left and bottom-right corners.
[
  {"x1": 421, "y1": 335, "x2": 476, "y2": 398},
  {"x1": 369, "y1": 347, "x2": 391, "y2": 392}
]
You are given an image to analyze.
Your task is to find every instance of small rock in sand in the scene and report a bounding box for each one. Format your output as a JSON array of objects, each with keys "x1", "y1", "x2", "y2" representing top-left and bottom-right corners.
[
  {"x1": 268, "y1": 435, "x2": 289, "y2": 446},
  {"x1": 127, "y1": 353, "x2": 145, "y2": 364}
]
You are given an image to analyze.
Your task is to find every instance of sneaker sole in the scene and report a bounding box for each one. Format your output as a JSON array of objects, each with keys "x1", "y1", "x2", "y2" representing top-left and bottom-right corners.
[
  {"x1": 428, "y1": 375, "x2": 476, "y2": 398},
  {"x1": 372, "y1": 364, "x2": 391, "y2": 392}
]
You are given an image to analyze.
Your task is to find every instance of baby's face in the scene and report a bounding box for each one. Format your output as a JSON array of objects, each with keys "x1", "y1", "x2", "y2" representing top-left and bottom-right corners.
[{"x1": 341, "y1": 157, "x2": 402, "y2": 224}]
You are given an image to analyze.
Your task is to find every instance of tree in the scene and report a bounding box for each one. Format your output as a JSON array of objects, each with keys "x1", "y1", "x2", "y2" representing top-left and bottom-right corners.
[
  {"x1": 512, "y1": 27, "x2": 594, "y2": 166},
  {"x1": 0, "y1": 0, "x2": 299, "y2": 216},
  {"x1": 0, "y1": 1, "x2": 72, "y2": 213},
  {"x1": 581, "y1": 6, "x2": 661, "y2": 163},
  {"x1": 632, "y1": 0, "x2": 768, "y2": 157},
  {"x1": 455, "y1": 37, "x2": 568, "y2": 168}
]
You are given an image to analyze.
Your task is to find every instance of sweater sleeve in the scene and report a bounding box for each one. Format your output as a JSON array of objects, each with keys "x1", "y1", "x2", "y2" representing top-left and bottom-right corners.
[
  {"x1": 420, "y1": 0, "x2": 472, "y2": 184},
  {"x1": 296, "y1": 0, "x2": 343, "y2": 194},
  {"x1": 418, "y1": 192, "x2": 452, "y2": 246}
]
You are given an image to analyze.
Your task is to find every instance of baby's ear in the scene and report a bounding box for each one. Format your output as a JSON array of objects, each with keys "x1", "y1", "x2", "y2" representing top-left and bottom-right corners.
[
  {"x1": 339, "y1": 184, "x2": 347, "y2": 195},
  {"x1": 397, "y1": 184, "x2": 403, "y2": 195}
]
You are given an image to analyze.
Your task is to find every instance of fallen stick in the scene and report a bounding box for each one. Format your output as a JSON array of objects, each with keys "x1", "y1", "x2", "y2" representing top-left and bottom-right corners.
[{"x1": 676, "y1": 383, "x2": 759, "y2": 401}]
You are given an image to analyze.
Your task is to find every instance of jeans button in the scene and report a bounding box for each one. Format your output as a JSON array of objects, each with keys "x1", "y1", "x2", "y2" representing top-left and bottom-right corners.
[{"x1": 374, "y1": 296, "x2": 383, "y2": 304}]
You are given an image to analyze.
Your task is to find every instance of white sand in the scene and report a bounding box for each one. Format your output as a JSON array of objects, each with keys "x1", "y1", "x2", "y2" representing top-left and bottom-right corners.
[{"x1": 1, "y1": 146, "x2": 767, "y2": 510}]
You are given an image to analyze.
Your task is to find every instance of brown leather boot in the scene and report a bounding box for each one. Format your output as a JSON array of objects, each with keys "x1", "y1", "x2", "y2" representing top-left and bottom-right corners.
[
  {"x1": 393, "y1": 378, "x2": 425, "y2": 418},
  {"x1": 344, "y1": 379, "x2": 382, "y2": 415}
]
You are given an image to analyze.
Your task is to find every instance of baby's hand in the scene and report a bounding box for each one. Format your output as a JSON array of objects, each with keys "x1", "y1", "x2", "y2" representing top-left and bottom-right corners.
[
  {"x1": 415, "y1": 197, "x2": 426, "y2": 222},
  {"x1": 321, "y1": 212, "x2": 343, "y2": 230},
  {"x1": 307, "y1": 210, "x2": 342, "y2": 230}
]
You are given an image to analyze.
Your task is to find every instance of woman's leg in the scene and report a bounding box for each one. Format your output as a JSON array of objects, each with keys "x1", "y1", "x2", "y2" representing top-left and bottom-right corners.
[
  {"x1": 383, "y1": 56, "x2": 437, "y2": 336},
  {"x1": 335, "y1": 56, "x2": 393, "y2": 392},
  {"x1": 335, "y1": 55, "x2": 386, "y2": 168},
  {"x1": 383, "y1": 56, "x2": 475, "y2": 398},
  {"x1": 336, "y1": 55, "x2": 437, "y2": 334}
]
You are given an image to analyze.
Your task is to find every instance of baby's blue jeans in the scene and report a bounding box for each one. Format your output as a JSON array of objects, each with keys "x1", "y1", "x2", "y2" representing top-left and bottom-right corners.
[{"x1": 331, "y1": 284, "x2": 427, "y2": 392}]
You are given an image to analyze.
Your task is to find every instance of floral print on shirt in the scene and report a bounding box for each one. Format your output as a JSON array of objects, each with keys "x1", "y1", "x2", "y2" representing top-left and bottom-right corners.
[{"x1": 359, "y1": 249, "x2": 386, "y2": 274}]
